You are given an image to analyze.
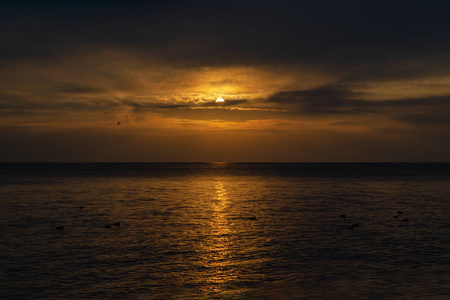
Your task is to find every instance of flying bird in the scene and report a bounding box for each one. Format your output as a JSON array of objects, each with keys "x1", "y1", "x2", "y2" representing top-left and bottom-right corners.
[{"x1": 117, "y1": 122, "x2": 121, "y2": 126}]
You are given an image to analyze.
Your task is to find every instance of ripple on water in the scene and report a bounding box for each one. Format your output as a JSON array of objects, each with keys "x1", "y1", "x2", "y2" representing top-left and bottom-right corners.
[{"x1": 1, "y1": 163, "x2": 449, "y2": 298}]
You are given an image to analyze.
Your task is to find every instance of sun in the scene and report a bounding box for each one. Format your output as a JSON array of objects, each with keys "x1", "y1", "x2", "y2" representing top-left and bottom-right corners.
[{"x1": 216, "y1": 97, "x2": 224, "y2": 103}]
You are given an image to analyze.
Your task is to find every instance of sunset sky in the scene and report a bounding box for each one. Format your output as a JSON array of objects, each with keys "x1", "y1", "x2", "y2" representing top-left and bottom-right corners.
[{"x1": 1, "y1": 0, "x2": 450, "y2": 162}]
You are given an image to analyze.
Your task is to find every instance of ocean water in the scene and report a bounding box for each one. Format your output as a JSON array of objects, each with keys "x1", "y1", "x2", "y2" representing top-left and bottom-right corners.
[{"x1": 1, "y1": 163, "x2": 449, "y2": 299}]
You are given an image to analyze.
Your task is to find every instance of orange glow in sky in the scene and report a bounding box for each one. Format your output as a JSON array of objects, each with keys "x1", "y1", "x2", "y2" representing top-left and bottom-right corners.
[{"x1": 1, "y1": 1, "x2": 449, "y2": 162}]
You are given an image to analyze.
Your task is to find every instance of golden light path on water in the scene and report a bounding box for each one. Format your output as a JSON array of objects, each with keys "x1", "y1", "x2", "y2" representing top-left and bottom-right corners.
[{"x1": 198, "y1": 178, "x2": 238, "y2": 295}]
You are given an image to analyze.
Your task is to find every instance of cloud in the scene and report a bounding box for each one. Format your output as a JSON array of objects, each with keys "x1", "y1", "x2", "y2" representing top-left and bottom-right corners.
[
  {"x1": 119, "y1": 99, "x2": 191, "y2": 111},
  {"x1": 394, "y1": 112, "x2": 450, "y2": 126},
  {"x1": 118, "y1": 98, "x2": 248, "y2": 111},
  {"x1": 266, "y1": 85, "x2": 450, "y2": 126},
  {"x1": 2, "y1": 0, "x2": 450, "y2": 70},
  {"x1": 200, "y1": 99, "x2": 247, "y2": 107},
  {"x1": 266, "y1": 86, "x2": 370, "y2": 114},
  {"x1": 55, "y1": 83, "x2": 105, "y2": 94}
]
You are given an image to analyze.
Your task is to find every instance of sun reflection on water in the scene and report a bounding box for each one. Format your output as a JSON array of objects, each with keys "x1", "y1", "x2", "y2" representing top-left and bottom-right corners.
[{"x1": 198, "y1": 180, "x2": 239, "y2": 295}]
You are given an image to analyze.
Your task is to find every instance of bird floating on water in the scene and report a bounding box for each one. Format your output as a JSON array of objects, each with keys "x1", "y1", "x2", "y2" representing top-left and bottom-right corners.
[
  {"x1": 347, "y1": 222, "x2": 359, "y2": 230},
  {"x1": 393, "y1": 210, "x2": 405, "y2": 218}
]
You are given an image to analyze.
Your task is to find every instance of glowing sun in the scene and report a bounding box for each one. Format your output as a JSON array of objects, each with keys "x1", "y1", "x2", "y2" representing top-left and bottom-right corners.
[{"x1": 216, "y1": 97, "x2": 224, "y2": 103}]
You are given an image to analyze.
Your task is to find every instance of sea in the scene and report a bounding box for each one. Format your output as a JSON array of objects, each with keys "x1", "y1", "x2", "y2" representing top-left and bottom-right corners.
[{"x1": 0, "y1": 163, "x2": 449, "y2": 299}]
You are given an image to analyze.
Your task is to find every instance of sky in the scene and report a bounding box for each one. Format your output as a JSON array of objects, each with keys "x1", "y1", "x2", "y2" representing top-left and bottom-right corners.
[{"x1": 1, "y1": 0, "x2": 450, "y2": 162}]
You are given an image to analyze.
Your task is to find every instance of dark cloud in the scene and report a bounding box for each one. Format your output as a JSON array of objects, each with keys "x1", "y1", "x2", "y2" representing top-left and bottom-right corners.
[
  {"x1": 118, "y1": 98, "x2": 247, "y2": 111},
  {"x1": 2, "y1": 0, "x2": 450, "y2": 69},
  {"x1": 200, "y1": 99, "x2": 247, "y2": 107},
  {"x1": 0, "y1": 93, "x2": 52, "y2": 111},
  {"x1": 0, "y1": 91, "x2": 118, "y2": 113},
  {"x1": 0, "y1": 91, "x2": 248, "y2": 115},
  {"x1": 120, "y1": 99, "x2": 191, "y2": 110},
  {"x1": 267, "y1": 86, "x2": 450, "y2": 125},
  {"x1": 394, "y1": 113, "x2": 450, "y2": 126},
  {"x1": 55, "y1": 83, "x2": 105, "y2": 94},
  {"x1": 267, "y1": 86, "x2": 371, "y2": 114}
]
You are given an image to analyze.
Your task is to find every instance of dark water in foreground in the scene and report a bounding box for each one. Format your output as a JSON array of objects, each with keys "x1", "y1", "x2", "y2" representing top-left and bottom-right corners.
[{"x1": 1, "y1": 163, "x2": 449, "y2": 299}]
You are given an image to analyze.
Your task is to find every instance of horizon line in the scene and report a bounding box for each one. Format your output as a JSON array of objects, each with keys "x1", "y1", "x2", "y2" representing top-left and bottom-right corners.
[{"x1": 1, "y1": 161, "x2": 449, "y2": 164}]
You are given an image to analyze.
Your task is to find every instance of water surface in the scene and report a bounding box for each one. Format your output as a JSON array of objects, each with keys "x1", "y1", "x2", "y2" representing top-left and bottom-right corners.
[{"x1": 1, "y1": 163, "x2": 449, "y2": 299}]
